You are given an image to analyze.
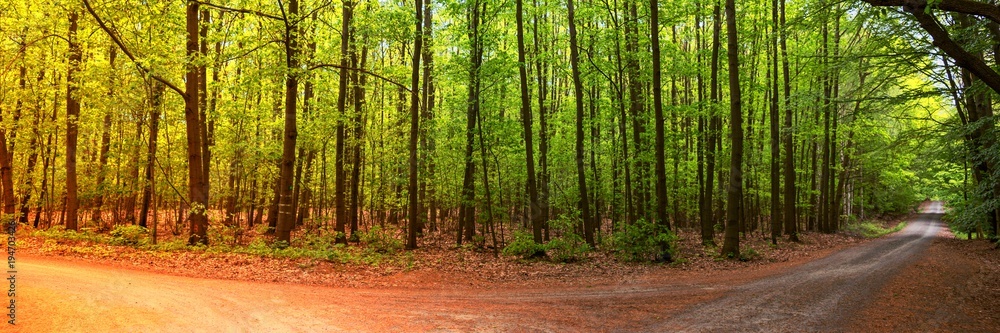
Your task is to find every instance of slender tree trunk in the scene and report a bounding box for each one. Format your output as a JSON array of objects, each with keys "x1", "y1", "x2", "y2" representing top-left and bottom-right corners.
[
  {"x1": 65, "y1": 10, "x2": 83, "y2": 231},
  {"x1": 140, "y1": 82, "x2": 164, "y2": 228},
  {"x1": 458, "y1": 0, "x2": 482, "y2": 245},
  {"x1": 650, "y1": 0, "x2": 669, "y2": 231},
  {"x1": 275, "y1": 0, "x2": 300, "y2": 245},
  {"x1": 720, "y1": 0, "x2": 743, "y2": 257},
  {"x1": 568, "y1": 0, "x2": 594, "y2": 246},
  {"x1": 533, "y1": 0, "x2": 551, "y2": 239},
  {"x1": 702, "y1": 1, "x2": 722, "y2": 246},
  {"x1": 349, "y1": 40, "x2": 368, "y2": 240},
  {"x1": 516, "y1": 0, "x2": 542, "y2": 244},
  {"x1": 625, "y1": 0, "x2": 646, "y2": 223},
  {"x1": 780, "y1": 0, "x2": 798, "y2": 241},
  {"x1": 769, "y1": 0, "x2": 781, "y2": 244},
  {"x1": 405, "y1": 0, "x2": 424, "y2": 249},
  {"x1": 334, "y1": 0, "x2": 354, "y2": 244}
]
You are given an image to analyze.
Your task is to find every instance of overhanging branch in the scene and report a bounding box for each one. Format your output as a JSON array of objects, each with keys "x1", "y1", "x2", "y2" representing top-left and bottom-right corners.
[
  {"x1": 82, "y1": 0, "x2": 187, "y2": 98},
  {"x1": 864, "y1": 0, "x2": 1000, "y2": 25}
]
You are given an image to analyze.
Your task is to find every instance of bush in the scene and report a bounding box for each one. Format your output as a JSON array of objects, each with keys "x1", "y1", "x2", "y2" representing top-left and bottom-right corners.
[
  {"x1": 109, "y1": 225, "x2": 150, "y2": 247},
  {"x1": 501, "y1": 214, "x2": 591, "y2": 262},
  {"x1": 845, "y1": 220, "x2": 907, "y2": 238},
  {"x1": 611, "y1": 219, "x2": 676, "y2": 262},
  {"x1": 543, "y1": 213, "x2": 591, "y2": 262},
  {"x1": 34, "y1": 225, "x2": 107, "y2": 244},
  {"x1": 360, "y1": 225, "x2": 403, "y2": 254},
  {"x1": 502, "y1": 231, "x2": 545, "y2": 258}
]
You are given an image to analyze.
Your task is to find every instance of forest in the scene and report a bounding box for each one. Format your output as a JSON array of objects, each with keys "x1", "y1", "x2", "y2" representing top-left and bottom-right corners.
[{"x1": 0, "y1": 0, "x2": 995, "y2": 260}]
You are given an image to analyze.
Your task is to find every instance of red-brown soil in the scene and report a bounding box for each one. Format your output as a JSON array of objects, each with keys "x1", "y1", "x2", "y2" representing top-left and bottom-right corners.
[
  {"x1": 10, "y1": 202, "x2": 999, "y2": 332},
  {"x1": 849, "y1": 227, "x2": 1000, "y2": 332}
]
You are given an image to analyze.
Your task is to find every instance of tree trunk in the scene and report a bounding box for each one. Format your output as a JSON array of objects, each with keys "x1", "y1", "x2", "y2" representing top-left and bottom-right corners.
[
  {"x1": 185, "y1": 1, "x2": 209, "y2": 245},
  {"x1": 458, "y1": 0, "x2": 482, "y2": 246},
  {"x1": 533, "y1": 0, "x2": 551, "y2": 240},
  {"x1": 568, "y1": 0, "x2": 593, "y2": 246},
  {"x1": 334, "y1": 0, "x2": 353, "y2": 244},
  {"x1": 349, "y1": 40, "x2": 368, "y2": 240},
  {"x1": 769, "y1": 0, "x2": 781, "y2": 244},
  {"x1": 405, "y1": 0, "x2": 424, "y2": 249},
  {"x1": 140, "y1": 82, "x2": 164, "y2": 228},
  {"x1": 516, "y1": 0, "x2": 542, "y2": 244},
  {"x1": 720, "y1": 0, "x2": 743, "y2": 257},
  {"x1": 650, "y1": 0, "x2": 670, "y2": 231},
  {"x1": 702, "y1": 1, "x2": 722, "y2": 246},
  {"x1": 65, "y1": 10, "x2": 83, "y2": 231},
  {"x1": 275, "y1": 0, "x2": 300, "y2": 245},
  {"x1": 625, "y1": 0, "x2": 646, "y2": 223},
  {"x1": 780, "y1": 0, "x2": 798, "y2": 241}
]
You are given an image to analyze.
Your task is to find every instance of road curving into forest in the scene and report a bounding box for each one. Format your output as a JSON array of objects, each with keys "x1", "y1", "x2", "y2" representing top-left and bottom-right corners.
[
  {"x1": 13, "y1": 202, "x2": 946, "y2": 332},
  {"x1": 657, "y1": 201, "x2": 946, "y2": 332}
]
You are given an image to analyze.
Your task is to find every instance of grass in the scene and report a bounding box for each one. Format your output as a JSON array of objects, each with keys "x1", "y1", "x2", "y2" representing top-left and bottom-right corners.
[{"x1": 845, "y1": 220, "x2": 907, "y2": 238}]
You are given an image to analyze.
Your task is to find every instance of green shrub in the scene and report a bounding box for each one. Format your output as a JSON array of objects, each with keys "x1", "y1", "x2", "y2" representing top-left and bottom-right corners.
[
  {"x1": 34, "y1": 226, "x2": 107, "y2": 244},
  {"x1": 543, "y1": 213, "x2": 591, "y2": 262},
  {"x1": 109, "y1": 225, "x2": 150, "y2": 246},
  {"x1": 502, "y1": 231, "x2": 545, "y2": 258},
  {"x1": 360, "y1": 226, "x2": 402, "y2": 254},
  {"x1": 845, "y1": 220, "x2": 906, "y2": 238},
  {"x1": 611, "y1": 218, "x2": 676, "y2": 262}
]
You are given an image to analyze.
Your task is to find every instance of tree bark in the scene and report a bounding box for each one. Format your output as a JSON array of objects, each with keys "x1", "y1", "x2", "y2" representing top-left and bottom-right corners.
[
  {"x1": 651, "y1": 0, "x2": 670, "y2": 231},
  {"x1": 65, "y1": 10, "x2": 83, "y2": 231},
  {"x1": 458, "y1": 0, "x2": 482, "y2": 246},
  {"x1": 406, "y1": 0, "x2": 424, "y2": 249},
  {"x1": 780, "y1": 0, "x2": 798, "y2": 241},
  {"x1": 275, "y1": 0, "x2": 300, "y2": 245},
  {"x1": 334, "y1": 0, "x2": 353, "y2": 245},
  {"x1": 769, "y1": 0, "x2": 781, "y2": 244},
  {"x1": 720, "y1": 0, "x2": 743, "y2": 257},
  {"x1": 185, "y1": 2, "x2": 209, "y2": 245},
  {"x1": 568, "y1": 0, "x2": 594, "y2": 246},
  {"x1": 702, "y1": 1, "x2": 722, "y2": 246},
  {"x1": 140, "y1": 82, "x2": 164, "y2": 229},
  {"x1": 516, "y1": 0, "x2": 542, "y2": 244}
]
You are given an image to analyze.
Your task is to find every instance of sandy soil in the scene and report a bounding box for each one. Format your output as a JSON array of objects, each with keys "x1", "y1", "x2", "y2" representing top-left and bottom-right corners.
[{"x1": 10, "y1": 201, "x2": 997, "y2": 332}]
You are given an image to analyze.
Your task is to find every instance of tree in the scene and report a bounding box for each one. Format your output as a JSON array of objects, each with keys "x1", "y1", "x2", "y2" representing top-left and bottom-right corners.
[
  {"x1": 780, "y1": 0, "x2": 798, "y2": 241},
  {"x1": 720, "y1": 0, "x2": 743, "y2": 257},
  {"x1": 568, "y1": 0, "x2": 594, "y2": 247},
  {"x1": 457, "y1": 0, "x2": 482, "y2": 246},
  {"x1": 406, "y1": 0, "x2": 424, "y2": 249},
  {"x1": 65, "y1": 9, "x2": 82, "y2": 231},
  {"x1": 334, "y1": 0, "x2": 354, "y2": 245},
  {"x1": 275, "y1": 0, "x2": 301, "y2": 245},
  {"x1": 702, "y1": 1, "x2": 723, "y2": 247},
  {"x1": 516, "y1": 0, "x2": 543, "y2": 245},
  {"x1": 650, "y1": 0, "x2": 669, "y2": 231}
]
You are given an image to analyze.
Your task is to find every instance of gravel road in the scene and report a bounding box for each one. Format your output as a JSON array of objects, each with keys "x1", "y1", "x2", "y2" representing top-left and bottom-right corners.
[{"x1": 656, "y1": 201, "x2": 946, "y2": 332}]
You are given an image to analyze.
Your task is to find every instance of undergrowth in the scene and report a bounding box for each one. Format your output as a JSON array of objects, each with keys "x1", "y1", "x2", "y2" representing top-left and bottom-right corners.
[
  {"x1": 31, "y1": 224, "x2": 405, "y2": 266},
  {"x1": 845, "y1": 220, "x2": 907, "y2": 238}
]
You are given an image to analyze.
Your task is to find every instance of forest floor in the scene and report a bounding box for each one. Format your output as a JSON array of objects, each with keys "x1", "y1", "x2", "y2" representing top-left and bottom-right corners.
[{"x1": 10, "y1": 201, "x2": 1000, "y2": 332}]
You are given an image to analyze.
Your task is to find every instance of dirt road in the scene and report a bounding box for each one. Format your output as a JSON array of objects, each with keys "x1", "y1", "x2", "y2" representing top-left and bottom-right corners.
[
  {"x1": 658, "y1": 201, "x2": 946, "y2": 332},
  {"x1": 11, "y1": 202, "x2": 952, "y2": 332}
]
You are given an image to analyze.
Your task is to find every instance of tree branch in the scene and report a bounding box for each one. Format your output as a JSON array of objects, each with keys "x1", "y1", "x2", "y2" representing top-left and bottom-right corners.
[
  {"x1": 900, "y1": 3, "x2": 1000, "y2": 93},
  {"x1": 863, "y1": 0, "x2": 1000, "y2": 25},
  {"x1": 193, "y1": 0, "x2": 283, "y2": 20},
  {"x1": 309, "y1": 63, "x2": 413, "y2": 93},
  {"x1": 82, "y1": 0, "x2": 187, "y2": 98}
]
